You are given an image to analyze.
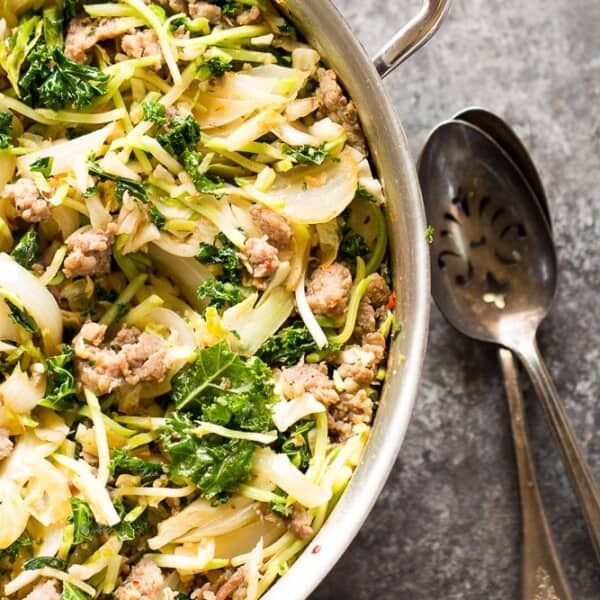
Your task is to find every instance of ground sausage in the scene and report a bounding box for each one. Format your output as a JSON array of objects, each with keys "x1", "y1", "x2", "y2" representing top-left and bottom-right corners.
[
  {"x1": 328, "y1": 388, "x2": 373, "y2": 442},
  {"x1": 354, "y1": 275, "x2": 391, "y2": 338},
  {"x1": 122, "y1": 30, "x2": 163, "y2": 67},
  {"x1": 1, "y1": 177, "x2": 50, "y2": 223},
  {"x1": 243, "y1": 236, "x2": 279, "y2": 279},
  {"x1": 0, "y1": 427, "x2": 13, "y2": 460},
  {"x1": 73, "y1": 323, "x2": 170, "y2": 396},
  {"x1": 363, "y1": 273, "x2": 391, "y2": 307},
  {"x1": 249, "y1": 204, "x2": 293, "y2": 250},
  {"x1": 147, "y1": 0, "x2": 187, "y2": 13},
  {"x1": 306, "y1": 262, "x2": 352, "y2": 316},
  {"x1": 23, "y1": 580, "x2": 60, "y2": 600},
  {"x1": 188, "y1": 1, "x2": 222, "y2": 23},
  {"x1": 115, "y1": 557, "x2": 164, "y2": 600},
  {"x1": 315, "y1": 68, "x2": 367, "y2": 156},
  {"x1": 65, "y1": 17, "x2": 123, "y2": 63},
  {"x1": 280, "y1": 362, "x2": 339, "y2": 407},
  {"x1": 193, "y1": 568, "x2": 247, "y2": 600},
  {"x1": 289, "y1": 508, "x2": 314, "y2": 540},
  {"x1": 63, "y1": 228, "x2": 114, "y2": 279},
  {"x1": 235, "y1": 6, "x2": 261, "y2": 25},
  {"x1": 354, "y1": 300, "x2": 376, "y2": 338},
  {"x1": 336, "y1": 331, "x2": 386, "y2": 392}
]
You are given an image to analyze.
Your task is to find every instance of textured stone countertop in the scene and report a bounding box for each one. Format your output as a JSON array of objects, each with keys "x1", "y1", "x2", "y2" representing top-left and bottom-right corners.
[{"x1": 313, "y1": 1, "x2": 600, "y2": 598}]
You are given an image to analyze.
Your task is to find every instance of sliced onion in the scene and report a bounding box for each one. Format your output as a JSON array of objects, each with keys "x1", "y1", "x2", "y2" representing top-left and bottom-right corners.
[
  {"x1": 272, "y1": 123, "x2": 320, "y2": 147},
  {"x1": 147, "y1": 538, "x2": 215, "y2": 572},
  {"x1": 144, "y1": 307, "x2": 195, "y2": 347},
  {"x1": 23, "y1": 458, "x2": 71, "y2": 526},
  {"x1": 0, "y1": 299, "x2": 17, "y2": 341},
  {"x1": 294, "y1": 272, "x2": 327, "y2": 349},
  {"x1": 245, "y1": 538, "x2": 264, "y2": 600},
  {"x1": 175, "y1": 503, "x2": 259, "y2": 542},
  {"x1": 272, "y1": 394, "x2": 326, "y2": 432},
  {"x1": 0, "y1": 253, "x2": 63, "y2": 353},
  {"x1": 0, "y1": 481, "x2": 29, "y2": 550},
  {"x1": 308, "y1": 118, "x2": 346, "y2": 142},
  {"x1": 0, "y1": 364, "x2": 45, "y2": 413},
  {"x1": 253, "y1": 450, "x2": 331, "y2": 508}
]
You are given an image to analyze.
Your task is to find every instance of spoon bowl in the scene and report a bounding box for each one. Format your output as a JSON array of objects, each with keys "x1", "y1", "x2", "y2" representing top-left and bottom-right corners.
[{"x1": 418, "y1": 121, "x2": 556, "y2": 349}]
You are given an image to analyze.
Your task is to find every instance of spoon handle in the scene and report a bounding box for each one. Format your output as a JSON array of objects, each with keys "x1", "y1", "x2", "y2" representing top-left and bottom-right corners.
[
  {"x1": 514, "y1": 336, "x2": 600, "y2": 561},
  {"x1": 499, "y1": 348, "x2": 572, "y2": 600}
]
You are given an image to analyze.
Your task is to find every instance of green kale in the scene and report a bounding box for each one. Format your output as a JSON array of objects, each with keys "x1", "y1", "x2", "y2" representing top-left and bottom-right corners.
[
  {"x1": 0, "y1": 111, "x2": 13, "y2": 149},
  {"x1": 283, "y1": 144, "x2": 330, "y2": 166},
  {"x1": 157, "y1": 114, "x2": 201, "y2": 156},
  {"x1": 69, "y1": 498, "x2": 98, "y2": 545},
  {"x1": 10, "y1": 227, "x2": 40, "y2": 269},
  {"x1": 6, "y1": 300, "x2": 39, "y2": 334},
  {"x1": 355, "y1": 185, "x2": 376, "y2": 202},
  {"x1": 425, "y1": 225, "x2": 435, "y2": 244},
  {"x1": 112, "y1": 500, "x2": 150, "y2": 541},
  {"x1": 149, "y1": 205, "x2": 166, "y2": 229},
  {"x1": 109, "y1": 448, "x2": 164, "y2": 484},
  {"x1": 214, "y1": 0, "x2": 244, "y2": 17},
  {"x1": 339, "y1": 232, "x2": 369, "y2": 262},
  {"x1": 197, "y1": 233, "x2": 242, "y2": 283},
  {"x1": 141, "y1": 100, "x2": 167, "y2": 126},
  {"x1": 204, "y1": 57, "x2": 233, "y2": 77},
  {"x1": 20, "y1": 45, "x2": 109, "y2": 110},
  {"x1": 159, "y1": 414, "x2": 256, "y2": 498},
  {"x1": 170, "y1": 340, "x2": 274, "y2": 432},
  {"x1": 24, "y1": 556, "x2": 66, "y2": 570},
  {"x1": 183, "y1": 151, "x2": 224, "y2": 194},
  {"x1": 29, "y1": 156, "x2": 53, "y2": 177},
  {"x1": 88, "y1": 161, "x2": 147, "y2": 203},
  {"x1": 0, "y1": 531, "x2": 33, "y2": 563},
  {"x1": 43, "y1": 7, "x2": 64, "y2": 48},
  {"x1": 196, "y1": 279, "x2": 246, "y2": 310},
  {"x1": 61, "y1": 582, "x2": 92, "y2": 600},
  {"x1": 39, "y1": 345, "x2": 78, "y2": 410},
  {"x1": 256, "y1": 321, "x2": 317, "y2": 366},
  {"x1": 277, "y1": 419, "x2": 314, "y2": 470}
]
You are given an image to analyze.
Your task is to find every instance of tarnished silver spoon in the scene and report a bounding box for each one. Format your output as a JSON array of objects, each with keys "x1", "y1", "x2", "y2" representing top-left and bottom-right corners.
[{"x1": 419, "y1": 120, "x2": 600, "y2": 594}]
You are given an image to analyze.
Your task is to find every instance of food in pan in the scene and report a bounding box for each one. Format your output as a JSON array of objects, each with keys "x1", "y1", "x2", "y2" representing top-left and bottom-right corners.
[{"x1": 0, "y1": 0, "x2": 396, "y2": 597}]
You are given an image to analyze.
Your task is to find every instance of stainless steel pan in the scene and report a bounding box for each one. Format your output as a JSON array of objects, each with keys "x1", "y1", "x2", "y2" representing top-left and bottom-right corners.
[{"x1": 263, "y1": 1, "x2": 450, "y2": 597}]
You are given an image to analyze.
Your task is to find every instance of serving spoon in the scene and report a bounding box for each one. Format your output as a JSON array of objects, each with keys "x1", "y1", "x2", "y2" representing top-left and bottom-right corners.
[{"x1": 417, "y1": 120, "x2": 600, "y2": 596}]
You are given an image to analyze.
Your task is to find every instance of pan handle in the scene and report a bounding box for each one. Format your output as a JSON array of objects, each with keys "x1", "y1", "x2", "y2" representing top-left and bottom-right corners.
[{"x1": 373, "y1": 0, "x2": 451, "y2": 78}]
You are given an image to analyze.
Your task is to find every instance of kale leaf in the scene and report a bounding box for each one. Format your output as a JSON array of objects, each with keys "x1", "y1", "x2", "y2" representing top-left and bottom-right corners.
[
  {"x1": 109, "y1": 448, "x2": 164, "y2": 484},
  {"x1": 39, "y1": 345, "x2": 78, "y2": 410},
  {"x1": 29, "y1": 156, "x2": 53, "y2": 177},
  {"x1": 283, "y1": 144, "x2": 330, "y2": 166},
  {"x1": 256, "y1": 321, "x2": 317, "y2": 367},
  {"x1": 196, "y1": 279, "x2": 246, "y2": 311},
  {"x1": 197, "y1": 233, "x2": 241, "y2": 283},
  {"x1": 61, "y1": 582, "x2": 92, "y2": 600},
  {"x1": 183, "y1": 151, "x2": 224, "y2": 194},
  {"x1": 6, "y1": 300, "x2": 39, "y2": 334},
  {"x1": 20, "y1": 45, "x2": 109, "y2": 110},
  {"x1": 0, "y1": 531, "x2": 33, "y2": 563},
  {"x1": 24, "y1": 556, "x2": 66, "y2": 570},
  {"x1": 203, "y1": 57, "x2": 233, "y2": 77},
  {"x1": 112, "y1": 500, "x2": 150, "y2": 541},
  {"x1": 0, "y1": 111, "x2": 13, "y2": 149},
  {"x1": 10, "y1": 227, "x2": 40, "y2": 269},
  {"x1": 69, "y1": 497, "x2": 98, "y2": 545},
  {"x1": 88, "y1": 161, "x2": 147, "y2": 203},
  {"x1": 149, "y1": 205, "x2": 166, "y2": 229},
  {"x1": 339, "y1": 232, "x2": 369, "y2": 262},
  {"x1": 159, "y1": 414, "x2": 256, "y2": 498},
  {"x1": 277, "y1": 419, "x2": 315, "y2": 471},
  {"x1": 170, "y1": 340, "x2": 274, "y2": 432},
  {"x1": 141, "y1": 100, "x2": 167, "y2": 126},
  {"x1": 157, "y1": 114, "x2": 201, "y2": 156}
]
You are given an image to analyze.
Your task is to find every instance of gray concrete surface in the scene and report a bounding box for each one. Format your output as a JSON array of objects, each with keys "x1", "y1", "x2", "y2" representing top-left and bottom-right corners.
[{"x1": 313, "y1": 1, "x2": 600, "y2": 598}]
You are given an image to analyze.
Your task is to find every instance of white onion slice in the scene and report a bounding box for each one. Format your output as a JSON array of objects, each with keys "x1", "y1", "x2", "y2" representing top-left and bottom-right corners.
[
  {"x1": 245, "y1": 538, "x2": 264, "y2": 600},
  {"x1": 0, "y1": 364, "x2": 45, "y2": 413},
  {"x1": 294, "y1": 272, "x2": 327, "y2": 349},
  {"x1": 0, "y1": 253, "x2": 62, "y2": 352},
  {"x1": 272, "y1": 394, "x2": 326, "y2": 432}
]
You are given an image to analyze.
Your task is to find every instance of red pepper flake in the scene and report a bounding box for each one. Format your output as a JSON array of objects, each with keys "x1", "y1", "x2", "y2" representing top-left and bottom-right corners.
[
  {"x1": 312, "y1": 545, "x2": 321, "y2": 554},
  {"x1": 387, "y1": 291, "x2": 397, "y2": 310}
]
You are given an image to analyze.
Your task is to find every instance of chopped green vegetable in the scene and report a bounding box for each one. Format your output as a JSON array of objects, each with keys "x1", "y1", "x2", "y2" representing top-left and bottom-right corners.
[
  {"x1": 43, "y1": 7, "x2": 64, "y2": 48},
  {"x1": 204, "y1": 57, "x2": 233, "y2": 77},
  {"x1": 6, "y1": 300, "x2": 39, "y2": 334},
  {"x1": 0, "y1": 111, "x2": 14, "y2": 149},
  {"x1": 10, "y1": 227, "x2": 40, "y2": 269},
  {"x1": 149, "y1": 205, "x2": 166, "y2": 229},
  {"x1": 339, "y1": 232, "x2": 369, "y2": 262},
  {"x1": 29, "y1": 156, "x2": 54, "y2": 178},
  {"x1": 157, "y1": 114, "x2": 201, "y2": 156},
  {"x1": 112, "y1": 500, "x2": 150, "y2": 541},
  {"x1": 141, "y1": 100, "x2": 167, "y2": 126},
  {"x1": 425, "y1": 225, "x2": 435, "y2": 244},
  {"x1": 39, "y1": 345, "x2": 78, "y2": 410},
  {"x1": 256, "y1": 321, "x2": 317, "y2": 366},
  {"x1": 69, "y1": 497, "x2": 98, "y2": 545},
  {"x1": 170, "y1": 340, "x2": 274, "y2": 432},
  {"x1": 23, "y1": 555, "x2": 66, "y2": 570},
  {"x1": 159, "y1": 414, "x2": 256, "y2": 498},
  {"x1": 61, "y1": 582, "x2": 92, "y2": 600},
  {"x1": 355, "y1": 185, "x2": 376, "y2": 202},
  {"x1": 20, "y1": 45, "x2": 109, "y2": 110},
  {"x1": 0, "y1": 15, "x2": 41, "y2": 95},
  {"x1": 88, "y1": 161, "x2": 148, "y2": 203},
  {"x1": 278, "y1": 419, "x2": 314, "y2": 470},
  {"x1": 196, "y1": 279, "x2": 247, "y2": 311},
  {"x1": 109, "y1": 448, "x2": 164, "y2": 484},
  {"x1": 283, "y1": 144, "x2": 330, "y2": 166},
  {"x1": 197, "y1": 233, "x2": 242, "y2": 283},
  {"x1": 0, "y1": 531, "x2": 33, "y2": 563},
  {"x1": 183, "y1": 150, "x2": 224, "y2": 194}
]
